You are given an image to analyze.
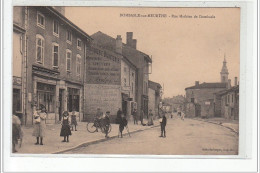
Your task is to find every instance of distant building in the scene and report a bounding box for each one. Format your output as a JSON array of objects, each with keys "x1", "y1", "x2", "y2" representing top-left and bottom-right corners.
[
  {"x1": 91, "y1": 31, "x2": 152, "y2": 119},
  {"x1": 215, "y1": 78, "x2": 239, "y2": 120},
  {"x1": 148, "y1": 80, "x2": 162, "y2": 117},
  {"x1": 184, "y1": 58, "x2": 229, "y2": 118}
]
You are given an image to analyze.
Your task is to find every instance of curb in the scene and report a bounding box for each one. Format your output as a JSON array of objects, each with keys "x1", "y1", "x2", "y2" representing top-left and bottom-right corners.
[
  {"x1": 191, "y1": 118, "x2": 239, "y2": 135},
  {"x1": 53, "y1": 124, "x2": 160, "y2": 154}
]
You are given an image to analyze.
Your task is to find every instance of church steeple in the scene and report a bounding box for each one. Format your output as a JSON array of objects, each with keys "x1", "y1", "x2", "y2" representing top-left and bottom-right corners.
[{"x1": 220, "y1": 54, "x2": 229, "y2": 83}]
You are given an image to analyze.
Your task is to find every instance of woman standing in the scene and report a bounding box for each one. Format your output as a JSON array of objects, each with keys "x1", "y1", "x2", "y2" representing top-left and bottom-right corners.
[
  {"x1": 148, "y1": 109, "x2": 154, "y2": 126},
  {"x1": 60, "y1": 111, "x2": 72, "y2": 142},
  {"x1": 32, "y1": 106, "x2": 47, "y2": 145}
]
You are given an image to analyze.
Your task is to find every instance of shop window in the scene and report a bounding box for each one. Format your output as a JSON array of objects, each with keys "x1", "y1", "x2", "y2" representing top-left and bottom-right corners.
[
  {"x1": 67, "y1": 88, "x2": 79, "y2": 112},
  {"x1": 53, "y1": 20, "x2": 59, "y2": 37},
  {"x1": 13, "y1": 89, "x2": 21, "y2": 114},
  {"x1": 37, "y1": 83, "x2": 55, "y2": 113},
  {"x1": 36, "y1": 34, "x2": 44, "y2": 64},
  {"x1": 52, "y1": 43, "x2": 59, "y2": 67}
]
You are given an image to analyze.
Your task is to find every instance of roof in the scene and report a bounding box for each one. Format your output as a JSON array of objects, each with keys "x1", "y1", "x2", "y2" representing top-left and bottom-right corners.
[
  {"x1": 91, "y1": 31, "x2": 152, "y2": 66},
  {"x1": 185, "y1": 82, "x2": 227, "y2": 90},
  {"x1": 148, "y1": 80, "x2": 162, "y2": 90},
  {"x1": 216, "y1": 85, "x2": 239, "y2": 96},
  {"x1": 44, "y1": 7, "x2": 92, "y2": 41}
]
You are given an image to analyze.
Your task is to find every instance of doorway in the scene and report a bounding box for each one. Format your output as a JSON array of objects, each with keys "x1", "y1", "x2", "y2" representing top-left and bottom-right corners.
[{"x1": 59, "y1": 89, "x2": 64, "y2": 121}]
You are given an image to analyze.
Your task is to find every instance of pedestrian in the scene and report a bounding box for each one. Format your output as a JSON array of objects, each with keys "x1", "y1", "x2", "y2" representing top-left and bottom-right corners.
[
  {"x1": 133, "y1": 108, "x2": 138, "y2": 125},
  {"x1": 118, "y1": 113, "x2": 128, "y2": 138},
  {"x1": 116, "y1": 108, "x2": 122, "y2": 124},
  {"x1": 171, "y1": 111, "x2": 173, "y2": 119},
  {"x1": 103, "y1": 111, "x2": 110, "y2": 138},
  {"x1": 70, "y1": 111, "x2": 77, "y2": 131},
  {"x1": 12, "y1": 114, "x2": 23, "y2": 153},
  {"x1": 159, "y1": 113, "x2": 167, "y2": 138},
  {"x1": 181, "y1": 112, "x2": 185, "y2": 121},
  {"x1": 94, "y1": 108, "x2": 102, "y2": 132},
  {"x1": 32, "y1": 105, "x2": 47, "y2": 145},
  {"x1": 147, "y1": 109, "x2": 154, "y2": 126},
  {"x1": 140, "y1": 110, "x2": 144, "y2": 125},
  {"x1": 60, "y1": 111, "x2": 72, "y2": 142}
]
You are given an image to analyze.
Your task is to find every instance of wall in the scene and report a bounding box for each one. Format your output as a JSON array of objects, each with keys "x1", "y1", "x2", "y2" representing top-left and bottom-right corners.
[
  {"x1": 13, "y1": 7, "x2": 25, "y2": 28},
  {"x1": 148, "y1": 88, "x2": 156, "y2": 115},
  {"x1": 84, "y1": 84, "x2": 121, "y2": 122},
  {"x1": 121, "y1": 60, "x2": 136, "y2": 101},
  {"x1": 184, "y1": 102, "x2": 196, "y2": 117},
  {"x1": 13, "y1": 32, "x2": 22, "y2": 77}
]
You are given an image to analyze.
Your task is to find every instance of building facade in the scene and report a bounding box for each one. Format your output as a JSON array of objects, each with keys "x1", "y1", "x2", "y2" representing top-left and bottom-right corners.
[
  {"x1": 13, "y1": 6, "x2": 92, "y2": 125},
  {"x1": 13, "y1": 7, "x2": 26, "y2": 123},
  {"x1": 148, "y1": 80, "x2": 162, "y2": 117},
  {"x1": 84, "y1": 35, "x2": 137, "y2": 122},
  {"x1": 91, "y1": 31, "x2": 152, "y2": 119}
]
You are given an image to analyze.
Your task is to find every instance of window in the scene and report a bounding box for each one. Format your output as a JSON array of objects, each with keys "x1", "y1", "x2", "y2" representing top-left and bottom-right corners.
[
  {"x1": 52, "y1": 43, "x2": 59, "y2": 67},
  {"x1": 132, "y1": 72, "x2": 134, "y2": 77},
  {"x1": 66, "y1": 50, "x2": 72, "y2": 71},
  {"x1": 37, "y1": 83, "x2": 55, "y2": 113},
  {"x1": 124, "y1": 78, "x2": 127, "y2": 86},
  {"x1": 132, "y1": 82, "x2": 134, "y2": 93},
  {"x1": 77, "y1": 38, "x2": 82, "y2": 50},
  {"x1": 37, "y1": 12, "x2": 45, "y2": 29},
  {"x1": 67, "y1": 30, "x2": 72, "y2": 44},
  {"x1": 67, "y1": 88, "x2": 79, "y2": 112},
  {"x1": 36, "y1": 35, "x2": 44, "y2": 64},
  {"x1": 228, "y1": 95, "x2": 230, "y2": 103},
  {"x1": 232, "y1": 94, "x2": 234, "y2": 103},
  {"x1": 76, "y1": 54, "x2": 81, "y2": 76},
  {"x1": 53, "y1": 20, "x2": 59, "y2": 37}
]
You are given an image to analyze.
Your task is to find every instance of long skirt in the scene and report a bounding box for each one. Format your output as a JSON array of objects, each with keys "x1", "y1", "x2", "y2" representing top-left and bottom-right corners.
[
  {"x1": 32, "y1": 122, "x2": 46, "y2": 137},
  {"x1": 60, "y1": 125, "x2": 72, "y2": 136}
]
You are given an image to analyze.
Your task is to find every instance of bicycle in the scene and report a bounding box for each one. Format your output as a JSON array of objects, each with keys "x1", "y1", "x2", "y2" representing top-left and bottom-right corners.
[{"x1": 87, "y1": 118, "x2": 112, "y2": 134}]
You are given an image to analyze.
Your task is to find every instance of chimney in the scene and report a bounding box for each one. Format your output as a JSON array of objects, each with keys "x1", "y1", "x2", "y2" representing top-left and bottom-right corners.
[
  {"x1": 234, "y1": 77, "x2": 238, "y2": 86},
  {"x1": 132, "y1": 39, "x2": 137, "y2": 49},
  {"x1": 115, "y1": 35, "x2": 122, "y2": 54},
  {"x1": 126, "y1": 32, "x2": 137, "y2": 49},
  {"x1": 228, "y1": 79, "x2": 231, "y2": 89},
  {"x1": 195, "y1": 81, "x2": 199, "y2": 86}
]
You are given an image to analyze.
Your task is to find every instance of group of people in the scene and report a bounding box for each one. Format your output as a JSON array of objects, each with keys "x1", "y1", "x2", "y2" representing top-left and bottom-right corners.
[
  {"x1": 32, "y1": 105, "x2": 79, "y2": 145},
  {"x1": 132, "y1": 108, "x2": 154, "y2": 126},
  {"x1": 93, "y1": 109, "x2": 111, "y2": 138}
]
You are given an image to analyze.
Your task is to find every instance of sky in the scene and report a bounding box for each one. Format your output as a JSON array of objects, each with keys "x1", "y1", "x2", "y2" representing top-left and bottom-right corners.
[{"x1": 65, "y1": 7, "x2": 240, "y2": 98}]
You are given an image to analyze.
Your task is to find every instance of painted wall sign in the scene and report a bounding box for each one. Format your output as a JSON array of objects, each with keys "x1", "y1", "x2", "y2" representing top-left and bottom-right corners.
[{"x1": 86, "y1": 50, "x2": 121, "y2": 85}]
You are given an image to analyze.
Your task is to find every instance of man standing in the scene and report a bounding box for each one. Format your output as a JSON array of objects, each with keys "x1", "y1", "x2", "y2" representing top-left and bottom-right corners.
[
  {"x1": 159, "y1": 113, "x2": 167, "y2": 138},
  {"x1": 104, "y1": 111, "x2": 110, "y2": 138},
  {"x1": 133, "y1": 109, "x2": 138, "y2": 125},
  {"x1": 116, "y1": 108, "x2": 122, "y2": 124}
]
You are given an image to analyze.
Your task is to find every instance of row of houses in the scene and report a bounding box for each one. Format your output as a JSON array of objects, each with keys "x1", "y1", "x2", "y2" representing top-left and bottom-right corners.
[
  {"x1": 184, "y1": 58, "x2": 239, "y2": 120},
  {"x1": 13, "y1": 6, "x2": 162, "y2": 125}
]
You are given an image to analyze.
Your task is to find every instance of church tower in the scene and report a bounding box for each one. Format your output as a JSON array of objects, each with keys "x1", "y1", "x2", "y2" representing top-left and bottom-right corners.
[{"x1": 220, "y1": 55, "x2": 229, "y2": 83}]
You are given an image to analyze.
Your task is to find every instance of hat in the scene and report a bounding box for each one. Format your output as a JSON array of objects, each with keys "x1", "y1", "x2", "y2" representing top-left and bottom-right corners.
[{"x1": 63, "y1": 111, "x2": 69, "y2": 116}]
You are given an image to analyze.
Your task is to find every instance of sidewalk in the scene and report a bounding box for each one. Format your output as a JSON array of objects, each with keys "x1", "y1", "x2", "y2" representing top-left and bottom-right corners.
[
  {"x1": 15, "y1": 119, "x2": 159, "y2": 154},
  {"x1": 192, "y1": 117, "x2": 239, "y2": 134}
]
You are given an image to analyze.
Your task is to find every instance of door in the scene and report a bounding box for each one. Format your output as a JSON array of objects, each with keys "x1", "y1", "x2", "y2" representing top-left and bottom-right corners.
[
  {"x1": 13, "y1": 89, "x2": 21, "y2": 114},
  {"x1": 195, "y1": 104, "x2": 201, "y2": 117},
  {"x1": 59, "y1": 89, "x2": 64, "y2": 121}
]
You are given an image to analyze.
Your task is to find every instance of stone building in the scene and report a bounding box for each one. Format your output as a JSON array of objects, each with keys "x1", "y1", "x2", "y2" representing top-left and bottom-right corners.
[
  {"x1": 215, "y1": 78, "x2": 239, "y2": 120},
  {"x1": 91, "y1": 31, "x2": 152, "y2": 119},
  {"x1": 13, "y1": 7, "x2": 26, "y2": 123},
  {"x1": 184, "y1": 58, "x2": 229, "y2": 118},
  {"x1": 84, "y1": 34, "x2": 137, "y2": 122},
  {"x1": 148, "y1": 80, "x2": 162, "y2": 117},
  {"x1": 13, "y1": 6, "x2": 92, "y2": 125}
]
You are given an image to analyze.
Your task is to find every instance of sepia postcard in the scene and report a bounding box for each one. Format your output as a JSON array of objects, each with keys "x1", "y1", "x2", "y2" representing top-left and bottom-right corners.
[
  {"x1": 2, "y1": 1, "x2": 258, "y2": 172},
  {"x1": 11, "y1": 6, "x2": 240, "y2": 155}
]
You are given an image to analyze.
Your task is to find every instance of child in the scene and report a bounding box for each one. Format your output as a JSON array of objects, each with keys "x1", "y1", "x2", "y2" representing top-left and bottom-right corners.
[
  {"x1": 159, "y1": 113, "x2": 167, "y2": 138},
  {"x1": 70, "y1": 111, "x2": 78, "y2": 131},
  {"x1": 103, "y1": 111, "x2": 110, "y2": 138},
  {"x1": 118, "y1": 114, "x2": 127, "y2": 138},
  {"x1": 60, "y1": 111, "x2": 72, "y2": 142}
]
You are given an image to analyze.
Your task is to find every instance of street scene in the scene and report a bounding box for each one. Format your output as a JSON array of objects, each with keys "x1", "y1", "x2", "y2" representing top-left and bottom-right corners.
[{"x1": 12, "y1": 7, "x2": 240, "y2": 155}]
